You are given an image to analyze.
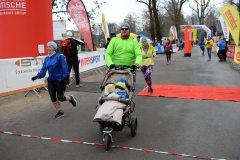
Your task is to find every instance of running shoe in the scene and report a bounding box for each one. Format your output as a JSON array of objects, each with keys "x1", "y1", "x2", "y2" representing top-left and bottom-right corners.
[
  {"x1": 69, "y1": 95, "x2": 77, "y2": 107},
  {"x1": 54, "y1": 111, "x2": 64, "y2": 119},
  {"x1": 147, "y1": 87, "x2": 154, "y2": 94},
  {"x1": 66, "y1": 84, "x2": 70, "y2": 88},
  {"x1": 76, "y1": 83, "x2": 84, "y2": 88}
]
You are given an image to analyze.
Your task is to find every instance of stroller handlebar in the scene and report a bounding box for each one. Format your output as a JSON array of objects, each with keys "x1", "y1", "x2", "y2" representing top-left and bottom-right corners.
[{"x1": 111, "y1": 65, "x2": 138, "y2": 71}]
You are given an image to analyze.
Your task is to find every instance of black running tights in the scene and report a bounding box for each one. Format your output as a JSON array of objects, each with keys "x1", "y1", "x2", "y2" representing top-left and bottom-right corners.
[{"x1": 48, "y1": 81, "x2": 66, "y2": 102}]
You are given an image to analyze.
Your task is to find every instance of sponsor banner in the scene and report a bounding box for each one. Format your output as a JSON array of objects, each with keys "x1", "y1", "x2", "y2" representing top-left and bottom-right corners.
[
  {"x1": 0, "y1": 0, "x2": 27, "y2": 15},
  {"x1": 170, "y1": 25, "x2": 178, "y2": 40},
  {"x1": 156, "y1": 45, "x2": 164, "y2": 54},
  {"x1": 169, "y1": 29, "x2": 173, "y2": 41},
  {"x1": 96, "y1": 48, "x2": 105, "y2": 51},
  {"x1": 212, "y1": 43, "x2": 216, "y2": 52},
  {"x1": 219, "y1": 15, "x2": 230, "y2": 41},
  {"x1": 227, "y1": 45, "x2": 235, "y2": 59},
  {"x1": 234, "y1": 46, "x2": 240, "y2": 64},
  {"x1": 1, "y1": 51, "x2": 106, "y2": 96},
  {"x1": 220, "y1": 5, "x2": 239, "y2": 46},
  {"x1": 0, "y1": 56, "x2": 46, "y2": 96},
  {"x1": 96, "y1": 51, "x2": 106, "y2": 67},
  {"x1": 0, "y1": 0, "x2": 53, "y2": 59},
  {"x1": 172, "y1": 44, "x2": 178, "y2": 52},
  {"x1": 78, "y1": 51, "x2": 106, "y2": 72},
  {"x1": 102, "y1": 13, "x2": 109, "y2": 43},
  {"x1": 154, "y1": 46, "x2": 158, "y2": 52},
  {"x1": 67, "y1": 0, "x2": 94, "y2": 51}
]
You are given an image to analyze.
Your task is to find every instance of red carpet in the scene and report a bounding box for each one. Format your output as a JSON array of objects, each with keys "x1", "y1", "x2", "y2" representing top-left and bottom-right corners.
[{"x1": 137, "y1": 84, "x2": 240, "y2": 102}]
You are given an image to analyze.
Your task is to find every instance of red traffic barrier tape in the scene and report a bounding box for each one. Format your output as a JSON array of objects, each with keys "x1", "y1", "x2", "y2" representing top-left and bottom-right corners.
[{"x1": 0, "y1": 131, "x2": 227, "y2": 160}]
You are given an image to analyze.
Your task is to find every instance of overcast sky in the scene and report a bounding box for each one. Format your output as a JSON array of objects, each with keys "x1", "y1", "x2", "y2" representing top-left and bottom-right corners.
[{"x1": 63, "y1": 0, "x2": 223, "y2": 30}]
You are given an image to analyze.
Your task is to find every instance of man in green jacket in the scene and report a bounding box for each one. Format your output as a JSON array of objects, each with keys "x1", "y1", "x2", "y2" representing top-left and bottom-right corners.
[{"x1": 105, "y1": 24, "x2": 142, "y2": 70}]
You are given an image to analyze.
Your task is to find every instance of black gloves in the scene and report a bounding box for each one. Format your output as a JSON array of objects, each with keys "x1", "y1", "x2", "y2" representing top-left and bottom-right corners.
[
  {"x1": 31, "y1": 76, "x2": 38, "y2": 81},
  {"x1": 59, "y1": 78, "x2": 65, "y2": 83},
  {"x1": 131, "y1": 65, "x2": 137, "y2": 70},
  {"x1": 109, "y1": 64, "x2": 116, "y2": 69}
]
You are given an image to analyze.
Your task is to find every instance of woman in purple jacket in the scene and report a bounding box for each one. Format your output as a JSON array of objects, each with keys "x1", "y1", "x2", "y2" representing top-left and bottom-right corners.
[{"x1": 164, "y1": 39, "x2": 172, "y2": 65}]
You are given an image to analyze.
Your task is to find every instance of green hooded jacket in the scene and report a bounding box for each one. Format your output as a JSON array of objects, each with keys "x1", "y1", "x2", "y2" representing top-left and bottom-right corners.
[{"x1": 105, "y1": 37, "x2": 142, "y2": 67}]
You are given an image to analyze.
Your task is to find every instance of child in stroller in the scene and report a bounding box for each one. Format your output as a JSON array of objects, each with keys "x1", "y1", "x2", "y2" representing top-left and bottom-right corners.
[
  {"x1": 99, "y1": 77, "x2": 129, "y2": 100},
  {"x1": 93, "y1": 65, "x2": 138, "y2": 151}
]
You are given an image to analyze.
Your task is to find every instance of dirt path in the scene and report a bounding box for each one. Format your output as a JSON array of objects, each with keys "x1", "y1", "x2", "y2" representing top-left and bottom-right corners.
[{"x1": 0, "y1": 71, "x2": 106, "y2": 117}]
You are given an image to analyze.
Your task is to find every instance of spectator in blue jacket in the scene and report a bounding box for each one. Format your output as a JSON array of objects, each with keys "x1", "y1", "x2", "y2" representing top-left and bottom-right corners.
[
  {"x1": 31, "y1": 41, "x2": 77, "y2": 119},
  {"x1": 198, "y1": 38, "x2": 205, "y2": 56},
  {"x1": 217, "y1": 36, "x2": 227, "y2": 62}
]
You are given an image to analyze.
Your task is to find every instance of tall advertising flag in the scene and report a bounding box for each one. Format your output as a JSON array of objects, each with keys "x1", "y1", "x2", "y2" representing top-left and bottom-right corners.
[
  {"x1": 219, "y1": 15, "x2": 230, "y2": 41},
  {"x1": 102, "y1": 13, "x2": 110, "y2": 42},
  {"x1": 220, "y1": 5, "x2": 239, "y2": 46},
  {"x1": 67, "y1": 0, "x2": 94, "y2": 51},
  {"x1": 170, "y1": 25, "x2": 178, "y2": 43}
]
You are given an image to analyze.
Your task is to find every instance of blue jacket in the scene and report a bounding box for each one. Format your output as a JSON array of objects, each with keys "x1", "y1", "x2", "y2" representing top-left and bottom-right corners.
[
  {"x1": 37, "y1": 53, "x2": 69, "y2": 84},
  {"x1": 198, "y1": 41, "x2": 205, "y2": 47},
  {"x1": 218, "y1": 40, "x2": 226, "y2": 50}
]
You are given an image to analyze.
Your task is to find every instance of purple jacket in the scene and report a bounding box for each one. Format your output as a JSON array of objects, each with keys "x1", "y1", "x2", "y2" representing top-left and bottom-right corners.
[{"x1": 164, "y1": 43, "x2": 172, "y2": 52}]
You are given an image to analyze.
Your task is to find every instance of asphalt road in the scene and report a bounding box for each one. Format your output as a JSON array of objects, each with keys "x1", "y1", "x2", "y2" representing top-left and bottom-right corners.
[{"x1": 1, "y1": 46, "x2": 240, "y2": 160}]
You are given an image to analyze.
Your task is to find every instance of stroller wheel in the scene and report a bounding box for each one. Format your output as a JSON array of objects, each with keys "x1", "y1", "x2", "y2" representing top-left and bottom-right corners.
[
  {"x1": 99, "y1": 124, "x2": 104, "y2": 134},
  {"x1": 131, "y1": 116, "x2": 137, "y2": 136},
  {"x1": 104, "y1": 134, "x2": 112, "y2": 151}
]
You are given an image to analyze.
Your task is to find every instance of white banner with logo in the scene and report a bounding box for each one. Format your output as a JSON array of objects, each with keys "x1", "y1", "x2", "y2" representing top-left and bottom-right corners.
[
  {"x1": 172, "y1": 44, "x2": 178, "y2": 52},
  {"x1": 0, "y1": 51, "x2": 107, "y2": 96},
  {"x1": 0, "y1": 56, "x2": 46, "y2": 96},
  {"x1": 219, "y1": 15, "x2": 230, "y2": 41}
]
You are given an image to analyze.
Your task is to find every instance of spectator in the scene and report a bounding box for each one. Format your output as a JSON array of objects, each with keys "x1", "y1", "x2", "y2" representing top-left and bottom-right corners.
[
  {"x1": 64, "y1": 31, "x2": 85, "y2": 88},
  {"x1": 223, "y1": 38, "x2": 228, "y2": 61},
  {"x1": 136, "y1": 36, "x2": 141, "y2": 47},
  {"x1": 217, "y1": 37, "x2": 226, "y2": 62},
  {"x1": 162, "y1": 38, "x2": 167, "y2": 46},
  {"x1": 105, "y1": 38, "x2": 111, "y2": 49},
  {"x1": 154, "y1": 40, "x2": 158, "y2": 46},
  {"x1": 205, "y1": 36, "x2": 213, "y2": 61},
  {"x1": 198, "y1": 38, "x2": 205, "y2": 56},
  {"x1": 31, "y1": 41, "x2": 77, "y2": 119}
]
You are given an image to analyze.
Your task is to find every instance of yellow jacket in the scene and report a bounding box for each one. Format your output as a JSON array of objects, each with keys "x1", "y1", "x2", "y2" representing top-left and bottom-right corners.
[
  {"x1": 140, "y1": 43, "x2": 156, "y2": 66},
  {"x1": 205, "y1": 39, "x2": 213, "y2": 48}
]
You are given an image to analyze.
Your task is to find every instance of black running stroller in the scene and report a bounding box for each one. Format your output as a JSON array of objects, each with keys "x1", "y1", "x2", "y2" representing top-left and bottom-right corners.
[{"x1": 93, "y1": 65, "x2": 137, "y2": 151}]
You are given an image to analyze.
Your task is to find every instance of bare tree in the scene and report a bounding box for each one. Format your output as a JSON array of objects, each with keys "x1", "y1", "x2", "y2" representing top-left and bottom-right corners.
[
  {"x1": 136, "y1": 0, "x2": 155, "y2": 41},
  {"x1": 52, "y1": 0, "x2": 105, "y2": 27},
  {"x1": 189, "y1": 0, "x2": 213, "y2": 25},
  {"x1": 152, "y1": 0, "x2": 162, "y2": 41},
  {"x1": 122, "y1": 13, "x2": 140, "y2": 33},
  {"x1": 164, "y1": 0, "x2": 188, "y2": 35},
  {"x1": 185, "y1": 13, "x2": 199, "y2": 25},
  {"x1": 226, "y1": 0, "x2": 240, "y2": 12}
]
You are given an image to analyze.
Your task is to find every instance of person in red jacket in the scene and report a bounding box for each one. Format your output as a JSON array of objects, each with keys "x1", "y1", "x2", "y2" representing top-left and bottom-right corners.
[{"x1": 164, "y1": 39, "x2": 172, "y2": 65}]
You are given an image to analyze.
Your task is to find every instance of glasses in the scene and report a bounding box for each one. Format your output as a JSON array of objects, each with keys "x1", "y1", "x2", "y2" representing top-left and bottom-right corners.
[{"x1": 121, "y1": 28, "x2": 129, "y2": 31}]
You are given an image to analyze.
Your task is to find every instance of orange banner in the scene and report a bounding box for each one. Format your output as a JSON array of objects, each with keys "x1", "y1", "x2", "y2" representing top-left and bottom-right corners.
[
  {"x1": 0, "y1": 0, "x2": 53, "y2": 59},
  {"x1": 67, "y1": 0, "x2": 94, "y2": 51}
]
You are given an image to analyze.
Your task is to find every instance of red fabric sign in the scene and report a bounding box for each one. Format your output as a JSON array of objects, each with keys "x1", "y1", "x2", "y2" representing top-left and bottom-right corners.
[
  {"x1": 138, "y1": 84, "x2": 240, "y2": 102},
  {"x1": 67, "y1": 0, "x2": 94, "y2": 51},
  {"x1": 227, "y1": 45, "x2": 235, "y2": 59}
]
